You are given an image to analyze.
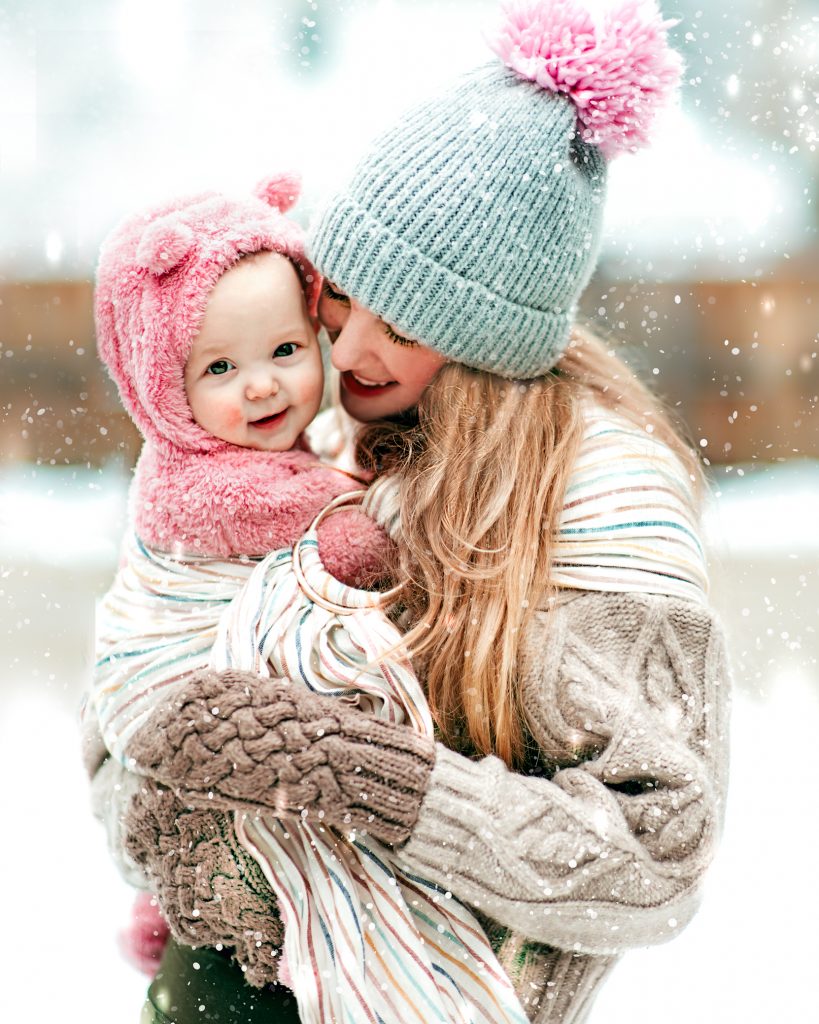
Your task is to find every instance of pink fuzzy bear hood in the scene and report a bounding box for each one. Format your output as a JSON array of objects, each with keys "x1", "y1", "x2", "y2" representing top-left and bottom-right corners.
[
  {"x1": 95, "y1": 174, "x2": 321, "y2": 455},
  {"x1": 93, "y1": 177, "x2": 388, "y2": 579}
]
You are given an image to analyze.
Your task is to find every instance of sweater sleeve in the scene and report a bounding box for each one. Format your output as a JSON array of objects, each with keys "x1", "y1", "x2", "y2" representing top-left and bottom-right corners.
[{"x1": 396, "y1": 590, "x2": 730, "y2": 955}]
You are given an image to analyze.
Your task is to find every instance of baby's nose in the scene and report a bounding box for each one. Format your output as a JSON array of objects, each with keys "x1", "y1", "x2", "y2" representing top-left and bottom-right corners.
[{"x1": 245, "y1": 369, "x2": 279, "y2": 400}]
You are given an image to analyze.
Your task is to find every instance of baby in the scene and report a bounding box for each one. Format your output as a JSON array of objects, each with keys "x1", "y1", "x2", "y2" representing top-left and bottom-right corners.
[
  {"x1": 86, "y1": 175, "x2": 389, "y2": 978},
  {"x1": 93, "y1": 173, "x2": 385, "y2": 571}
]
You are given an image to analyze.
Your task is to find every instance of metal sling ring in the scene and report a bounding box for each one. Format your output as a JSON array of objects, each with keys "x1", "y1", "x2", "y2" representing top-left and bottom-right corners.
[{"x1": 292, "y1": 490, "x2": 404, "y2": 615}]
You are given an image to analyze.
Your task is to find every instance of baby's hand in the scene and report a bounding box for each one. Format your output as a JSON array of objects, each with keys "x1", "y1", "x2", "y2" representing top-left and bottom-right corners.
[{"x1": 121, "y1": 775, "x2": 284, "y2": 988}]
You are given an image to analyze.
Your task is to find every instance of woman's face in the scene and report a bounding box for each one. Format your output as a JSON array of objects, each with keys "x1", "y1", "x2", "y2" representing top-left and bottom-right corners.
[{"x1": 317, "y1": 280, "x2": 446, "y2": 421}]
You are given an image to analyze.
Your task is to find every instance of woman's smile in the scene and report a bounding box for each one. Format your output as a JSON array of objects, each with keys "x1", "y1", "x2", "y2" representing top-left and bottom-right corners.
[{"x1": 342, "y1": 371, "x2": 398, "y2": 397}]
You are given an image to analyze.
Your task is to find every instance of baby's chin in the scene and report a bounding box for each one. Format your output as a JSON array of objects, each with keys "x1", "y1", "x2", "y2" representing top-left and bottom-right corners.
[{"x1": 240, "y1": 410, "x2": 314, "y2": 452}]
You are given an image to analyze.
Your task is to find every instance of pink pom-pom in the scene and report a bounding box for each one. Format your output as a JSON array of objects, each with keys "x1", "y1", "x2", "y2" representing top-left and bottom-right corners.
[
  {"x1": 277, "y1": 949, "x2": 294, "y2": 991},
  {"x1": 136, "y1": 218, "x2": 195, "y2": 275},
  {"x1": 254, "y1": 172, "x2": 302, "y2": 213},
  {"x1": 489, "y1": 0, "x2": 683, "y2": 158},
  {"x1": 118, "y1": 892, "x2": 170, "y2": 977}
]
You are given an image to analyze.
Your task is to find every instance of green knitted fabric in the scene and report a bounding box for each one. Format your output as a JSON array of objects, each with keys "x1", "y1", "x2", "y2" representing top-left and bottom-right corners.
[{"x1": 308, "y1": 62, "x2": 607, "y2": 379}]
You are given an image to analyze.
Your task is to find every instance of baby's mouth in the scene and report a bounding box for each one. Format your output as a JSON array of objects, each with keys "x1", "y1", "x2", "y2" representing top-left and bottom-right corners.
[{"x1": 250, "y1": 410, "x2": 287, "y2": 430}]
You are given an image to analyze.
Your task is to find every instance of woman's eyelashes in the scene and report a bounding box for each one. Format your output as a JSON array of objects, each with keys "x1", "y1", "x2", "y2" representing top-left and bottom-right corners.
[
  {"x1": 322, "y1": 279, "x2": 416, "y2": 347},
  {"x1": 322, "y1": 280, "x2": 350, "y2": 305},
  {"x1": 384, "y1": 323, "x2": 417, "y2": 347}
]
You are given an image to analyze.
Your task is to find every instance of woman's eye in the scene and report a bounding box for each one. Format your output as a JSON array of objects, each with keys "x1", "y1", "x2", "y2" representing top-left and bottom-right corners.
[
  {"x1": 206, "y1": 359, "x2": 235, "y2": 375},
  {"x1": 322, "y1": 280, "x2": 350, "y2": 306},
  {"x1": 384, "y1": 323, "x2": 417, "y2": 348},
  {"x1": 273, "y1": 342, "x2": 297, "y2": 358}
]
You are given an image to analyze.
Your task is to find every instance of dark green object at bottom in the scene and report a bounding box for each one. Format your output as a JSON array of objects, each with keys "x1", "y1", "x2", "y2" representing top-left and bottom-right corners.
[{"x1": 142, "y1": 939, "x2": 300, "y2": 1023}]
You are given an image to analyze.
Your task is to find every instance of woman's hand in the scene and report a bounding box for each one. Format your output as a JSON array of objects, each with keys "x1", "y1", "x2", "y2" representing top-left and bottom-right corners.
[
  {"x1": 124, "y1": 669, "x2": 437, "y2": 847},
  {"x1": 121, "y1": 774, "x2": 284, "y2": 987}
]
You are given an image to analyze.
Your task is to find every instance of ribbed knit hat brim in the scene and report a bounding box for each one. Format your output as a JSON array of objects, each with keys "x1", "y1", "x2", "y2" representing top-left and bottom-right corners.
[{"x1": 310, "y1": 194, "x2": 577, "y2": 379}]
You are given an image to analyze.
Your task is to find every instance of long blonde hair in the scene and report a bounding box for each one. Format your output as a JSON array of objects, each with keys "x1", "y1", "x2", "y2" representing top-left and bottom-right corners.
[{"x1": 358, "y1": 325, "x2": 702, "y2": 768}]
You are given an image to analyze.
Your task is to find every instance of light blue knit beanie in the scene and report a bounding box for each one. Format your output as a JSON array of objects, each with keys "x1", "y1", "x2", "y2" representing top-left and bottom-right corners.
[{"x1": 309, "y1": 0, "x2": 683, "y2": 379}]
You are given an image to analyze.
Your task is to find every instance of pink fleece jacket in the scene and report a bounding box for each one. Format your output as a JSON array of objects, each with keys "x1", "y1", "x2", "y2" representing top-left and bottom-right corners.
[
  {"x1": 95, "y1": 176, "x2": 388, "y2": 583},
  {"x1": 128, "y1": 441, "x2": 387, "y2": 584}
]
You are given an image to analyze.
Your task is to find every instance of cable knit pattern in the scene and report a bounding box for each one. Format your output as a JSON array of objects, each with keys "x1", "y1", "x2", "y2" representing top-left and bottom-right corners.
[
  {"x1": 399, "y1": 591, "x2": 729, "y2": 969},
  {"x1": 120, "y1": 773, "x2": 284, "y2": 988},
  {"x1": 123, "y1": 669, "x2": 437, "y2": 848},
  {"x1": 99, "y1": 588, "x2": 728, "y2": 1020}
]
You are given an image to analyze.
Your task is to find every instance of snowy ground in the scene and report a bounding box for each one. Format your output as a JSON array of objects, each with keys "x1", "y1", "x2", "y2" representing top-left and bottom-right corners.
[{"x1": 1, "y1": 461, "x2": 817, "y2": 1022}]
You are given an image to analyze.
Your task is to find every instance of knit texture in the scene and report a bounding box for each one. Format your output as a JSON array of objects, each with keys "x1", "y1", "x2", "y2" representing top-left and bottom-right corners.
[
  {"x1": 98, "y1": 587, "x2": 729, "y2": 1019},
  {"x1": 476, "y1": 919, "x2": 618, "y2": 1024},
  {"x1": 489, "y1": 0, "x2": 684, "y2": 159},
  {"x1": 309, "y1": 1, "x2": 684, "y2": 378},
  {"x1": 400, "y1": 590, "x2": 729, "y2": 959},
  {"x1": 309, "y1": 62, "x2": 606, "y2": 379},
  {"x1": 124, "y1": 669, "x2": 437, "y2": 848},
  {"x1": 121, "y1": 776, "x2": 284, "y2": 988},
  {"x1": 105, "y1": 535, "x2": 529, "y2": 1022}
]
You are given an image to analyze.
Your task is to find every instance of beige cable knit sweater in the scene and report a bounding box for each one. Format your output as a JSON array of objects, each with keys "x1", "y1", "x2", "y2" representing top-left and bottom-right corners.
[
  {"x1": 85, "y1": 584, "x2": 729, "y2": 1023},
  {"x1": 398, "y1": 588, "x2": 730, "y2": 1021}
]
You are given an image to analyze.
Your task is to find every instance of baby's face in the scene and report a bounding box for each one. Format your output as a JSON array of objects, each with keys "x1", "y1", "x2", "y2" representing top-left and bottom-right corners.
[{"x1": 185, "y1": 252, "x2": 323, "y2": 451}]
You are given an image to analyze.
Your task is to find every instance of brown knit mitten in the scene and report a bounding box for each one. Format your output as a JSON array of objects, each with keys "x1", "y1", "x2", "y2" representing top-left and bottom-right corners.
[
  {"x1": 121, "y1": 775, "x2": 283, "y2": 987},
  {"x1": 124, "y1": 668, "x2": 436, "y2": 847}
]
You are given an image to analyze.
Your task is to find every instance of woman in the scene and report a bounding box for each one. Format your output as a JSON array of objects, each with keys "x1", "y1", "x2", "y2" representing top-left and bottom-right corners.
[{"x1": 87, "y1": 3, "x2": 730, "y2": 1021}]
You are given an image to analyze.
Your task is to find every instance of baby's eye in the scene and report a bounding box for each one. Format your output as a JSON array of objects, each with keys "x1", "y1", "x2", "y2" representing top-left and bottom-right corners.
[
  {"x1": 384, "y1": 323, "x2": 417, "y2": 348},
  {"x1": 273, "y1": 342, "x2": 297, "y2": 358},
  {"x1": 206, "y1": 359, "x2": 235, "y2": 375},
  {"x1": 322, "y1": 280, "x2": 350, "y2": 306}
]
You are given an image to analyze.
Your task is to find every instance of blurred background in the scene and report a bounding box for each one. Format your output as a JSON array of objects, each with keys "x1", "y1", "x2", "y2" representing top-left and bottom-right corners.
[{"x1": 0, "y1": 0, "x2": 817, "y2": 1020}]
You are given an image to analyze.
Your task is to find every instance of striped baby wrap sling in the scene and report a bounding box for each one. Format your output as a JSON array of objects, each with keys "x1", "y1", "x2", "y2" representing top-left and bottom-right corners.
[{"x1": 93, "y1": 492, "x2": 529, "y2": 1024}]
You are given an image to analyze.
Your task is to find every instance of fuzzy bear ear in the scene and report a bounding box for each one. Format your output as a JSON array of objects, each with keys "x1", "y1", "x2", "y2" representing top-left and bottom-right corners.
[
  {"x1": 135, "y1": 217, "x2": 195, "y2": 275},
  {"x1": 254, "y1": 172, "x2": 301, "y2": 213}
]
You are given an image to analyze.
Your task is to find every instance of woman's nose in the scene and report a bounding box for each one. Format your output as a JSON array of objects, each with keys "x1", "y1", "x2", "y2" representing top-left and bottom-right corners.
[{"x1": 328, "y1": 312, "x2": 370, "y2": 373}]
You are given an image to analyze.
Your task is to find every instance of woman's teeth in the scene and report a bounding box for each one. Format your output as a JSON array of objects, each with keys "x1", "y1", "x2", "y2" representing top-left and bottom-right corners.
[{"x1": 341, "y1": 371, "x2": 396, "y2": 397}]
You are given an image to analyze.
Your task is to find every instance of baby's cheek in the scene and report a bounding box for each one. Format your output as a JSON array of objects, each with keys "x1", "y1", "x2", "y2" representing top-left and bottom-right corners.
[
  {"x1": 224, "y1": 405, "x2": 245, "y2": 428},
  {"x1": 207, "y1": 396, "x2": 245, "y2": 431}
]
